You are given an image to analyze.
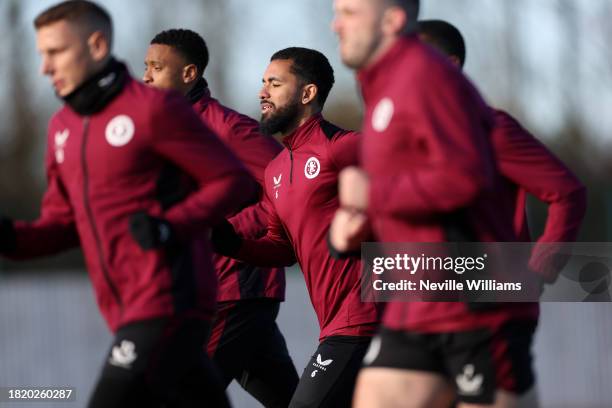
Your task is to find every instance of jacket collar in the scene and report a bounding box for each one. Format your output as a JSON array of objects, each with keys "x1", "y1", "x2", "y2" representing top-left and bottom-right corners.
[
  {"x1": 63, "y1": 57, "x2": 128, "y2": 116},
  {"x1": 356, "y1": 34, "x2": 418, "y2": 104},
  {"x1": 281, "y1": 113, "x2": 323, "y2": 150},
  {"x1": 187, "y1": 77, "x2": 211, "y2": 108}
]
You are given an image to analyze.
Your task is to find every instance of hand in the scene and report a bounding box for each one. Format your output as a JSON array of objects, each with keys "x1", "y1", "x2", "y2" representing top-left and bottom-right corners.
[
  {"x1": 211, "y1": 219, "x2": 242, "y2": 257},
  {"x1": 528, "y1": 242, "x2": 569, "y2": 284},
  {"x1": 338, "y1": 167, "x2": 369, "y2": 211},
  {"x1": 0, "y1": 216, "x2": 16, "y2": 253},
  {"x1": 129, "y1": 212, "x2": 174, "y2": 250},
  {"x1": 329, "y1": 208, "x2": 370, "y2": 254}
]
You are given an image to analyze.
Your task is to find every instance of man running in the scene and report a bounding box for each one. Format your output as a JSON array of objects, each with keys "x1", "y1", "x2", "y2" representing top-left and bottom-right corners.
[
  {"x1": 142, "y1": 28, "x2": 298, "y2": 407},
  {"x1": 332, "y1": 0, "x2": 560, "y2": 407},
  {"x1": 213, "y1": 47, "x2": 380, "y2": 407},
  {"x1": 416, "y1": 19, "x2": 586, "y2": 279},
  {"x1": 0, "y1": 1, "x2": 256, "y2": 406}
]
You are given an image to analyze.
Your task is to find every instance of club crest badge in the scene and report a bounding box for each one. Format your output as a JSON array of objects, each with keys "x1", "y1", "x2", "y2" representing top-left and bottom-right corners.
[
  {"x1": 105, "y1": 115, "x2": 135, "y2": 147},
  {"x1": 304, "y1": 157, "x2": 321, "y2": 180},
  {"x1": 372, "y1": 97, "x2": 394, "y2": 132}
]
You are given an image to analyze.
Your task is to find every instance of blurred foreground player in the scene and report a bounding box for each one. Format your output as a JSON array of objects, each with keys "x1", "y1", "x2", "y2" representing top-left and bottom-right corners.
[
  {"x1": 212, "y1": 47, "x2": 380, "y2": 407},
  {"x1": 0, "y1": 1, "x2": 259, "y2": 406},
  {"x1": 332, "y1": 0, "x2": 556, "y2": 407},
  {"x1": 143, "y1": 28, "x2": 298, "y2": 407}
]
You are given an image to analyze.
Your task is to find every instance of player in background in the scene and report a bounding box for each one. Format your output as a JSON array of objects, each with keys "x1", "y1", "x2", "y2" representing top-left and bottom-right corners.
[
  {"x1": 212, "y1": 47, "x2": 380, "y2": 407},
  {"x1": 143, "y1": 28, "x2": 298, "y2": 408},
  {"x1": 416, "y1": 19, "x2": 586, "y2": 280}
]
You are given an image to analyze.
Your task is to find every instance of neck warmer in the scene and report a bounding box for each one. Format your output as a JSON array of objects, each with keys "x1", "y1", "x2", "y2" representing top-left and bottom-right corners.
[
  {"x1": 63, "y1": 57, "x2": 128, "y2": 115},
  {"x1": 186, "y1": 77, "x2": 209, "y2": 105}
]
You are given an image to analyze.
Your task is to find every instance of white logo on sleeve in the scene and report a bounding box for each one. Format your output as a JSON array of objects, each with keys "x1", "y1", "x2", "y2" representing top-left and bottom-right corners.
[
  {"x1": 304, "y1": 157, "x2": 321, "y2": 179},
  {"x1": 372, "y1": 97, "x2": 394, "y2": 132},
  {"x1": 108, "y1": 340, "x2": 138, "y2": 369},
  {"x1": 273, "y1": 173, "x2": 282, "y2": 199},
  {"x1": 54, "y1": 129, "x2": 70, "y2": 163},
  {"x1": 105, "y1": 115, "x2": 135, "y2": 147},
  {"x1": 456, "y1": 364, "x2": 484, "y2": 396}
]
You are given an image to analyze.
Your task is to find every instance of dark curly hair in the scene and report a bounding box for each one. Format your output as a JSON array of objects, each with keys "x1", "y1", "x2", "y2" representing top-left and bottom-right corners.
[
  {"x1": 151, "y1": 29, "x2": 209, "y2": 76},
  {"x1": 271, "y1": 47, "x2": 335, "y2": 108},
  {"x1": 417, "y1": 20, "x2": 466, "y2": 68}
]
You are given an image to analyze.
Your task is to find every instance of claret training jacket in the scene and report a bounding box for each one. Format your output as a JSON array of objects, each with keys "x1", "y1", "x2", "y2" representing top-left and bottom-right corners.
[
  {"x1": 192, "y1": 84, "x2": 285, "y2": 302},
  {"x1": 7, "y1": 69, "x2": 256, "y2": 332},
  {"x1": 232, "y1": 114, "x2": 381, "y2": 341}
]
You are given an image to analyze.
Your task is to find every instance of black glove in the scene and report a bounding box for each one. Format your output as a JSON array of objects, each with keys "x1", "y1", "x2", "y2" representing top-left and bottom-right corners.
[
  {"x1": 129, "y1": 212, "x2": 174, "y2": 250},
  {"x1": 0, "y1": 216, "x2": 16, "y2": 253},
  {"x1": 211, "y1": 219, "x2": 242, "y2": 257}
]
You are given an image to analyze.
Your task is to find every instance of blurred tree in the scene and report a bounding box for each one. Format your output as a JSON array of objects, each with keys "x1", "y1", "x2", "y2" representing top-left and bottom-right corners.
[
  {"x1": 195, "y1": 0, "x2": 230, "y2": 103},
  {"x1": 0, "y1": 0, "x2": 42, "y2": 218},
  {"x1": 500, "y1": 0, "x2": 526, "y2": 118},
  {"x1": 557, "y1": 0, "x2": 583, "y2": 130}
]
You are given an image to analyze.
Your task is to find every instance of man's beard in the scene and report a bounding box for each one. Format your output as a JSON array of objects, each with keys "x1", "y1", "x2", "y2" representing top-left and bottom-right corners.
[{"x1": 260, "y1": 95, "x2": 301, "y2": 136}]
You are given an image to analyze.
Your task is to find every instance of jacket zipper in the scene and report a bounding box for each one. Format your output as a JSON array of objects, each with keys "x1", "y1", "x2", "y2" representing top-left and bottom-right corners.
[
  {"x1": 81, "y1": 117, "x2": 123, "y2": 310},
  {"x1": 289, "y1": 149, "x2": 294, "y2": 184}
]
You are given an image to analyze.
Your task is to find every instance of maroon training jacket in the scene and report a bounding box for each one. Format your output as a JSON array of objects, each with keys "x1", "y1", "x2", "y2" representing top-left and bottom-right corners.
[
  {"x1": 232, "y1": 114, "x2": 380, "y2": 341},
  {"x1": 491, "y1": 109, "x2": 587, "y2": 280},
  {"x1": 7, "y1": 76, "x2": 256, "y2": 332},
  {"x1": 358, "y1": 35, "x2": 537, "y2": 332},
  {"x1": 193, "y1": 88, "x2": 285, "y2": 302}
]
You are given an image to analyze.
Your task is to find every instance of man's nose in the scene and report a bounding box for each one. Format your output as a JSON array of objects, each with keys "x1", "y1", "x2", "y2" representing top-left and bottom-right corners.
[
  {"x1": 331, "y1": 16, "x2": 340, "y2": 34},
  {"x1": 39, "y1": 55, "x2": 52, "y2": 76},
  {"x1": 142, "y1": 68, "x2": 152, "y2": 84},
  {"x1": 259, "y1": 85, "x2": 270, "y2": 100}
]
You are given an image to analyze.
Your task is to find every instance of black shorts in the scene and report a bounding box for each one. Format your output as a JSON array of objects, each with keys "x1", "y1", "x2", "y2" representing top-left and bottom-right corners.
[
  {"x1": 207, "y1": 299, "x2": 298, "y2": 408},
  {"x1": 289, "y1": 335, "x2": 372, "y2": 408},
  {"x1": 88, "y1": 317, "x2": 229, "y2": 408},
  {"x1": 363, "y1": 320, "x2": 537, "y2": 405}
]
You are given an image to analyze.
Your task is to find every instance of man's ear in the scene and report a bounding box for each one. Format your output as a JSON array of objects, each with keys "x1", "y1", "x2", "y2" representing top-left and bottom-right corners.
[
  {"x1": 381, "y1": 6, "x2": 408, "y2": 37},
  {"x1": 182, "y1": 64, "x2": 199, "y2": 84},
  {"x1": 301, "y1": 84, "x2": 318, "y2": 105},
  {"x1": 449, "y1": 55, "x2": 463, "y2": 70},
  {"x1": 87, "y1": 31, "x2": 110, "y2": 63}
]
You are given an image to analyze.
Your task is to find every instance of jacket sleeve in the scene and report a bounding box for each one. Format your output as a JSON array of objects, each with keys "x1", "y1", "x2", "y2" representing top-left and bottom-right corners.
[
  {"x1": 151, "y1": 92, "x2": 257, "y2": 241},
  {"x1": 228, "y1": 200, "x2": 269, "y2": 240},
  {"x1": 227, "y1": 113, "x2": 282, "y2": 186},
  {"x1": 233, "y1": 191, "x2": 296, "y2": 267},
  {"x1": 493, "y1": 110, "x2": 587, "y2": 244},
  {"x1": 328, "y1": 131, "x2": 362, "y2": 170},
  {"x1": 368, "y1": 66, "x2": 495, "y2": 219},
  {"x1": 7, "y1": 133, "x2": 80, "y2": 259},
  {"x1": 492, "y1": 110, "x2": 587, "y2": 282}
]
